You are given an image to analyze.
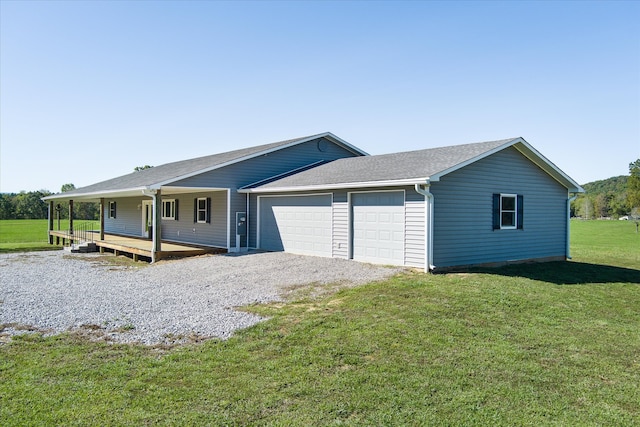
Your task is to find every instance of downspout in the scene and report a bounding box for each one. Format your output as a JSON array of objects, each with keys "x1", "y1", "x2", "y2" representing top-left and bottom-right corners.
[
  {"x1": 227, "y1": 189, "x2": 231, "y2": 252},
  {"x1": 566, "y1": 193, "x2": 578, "y2": 260},
  {"x1": 415, "y1": 183, "x2": 435, "y2": 272}
]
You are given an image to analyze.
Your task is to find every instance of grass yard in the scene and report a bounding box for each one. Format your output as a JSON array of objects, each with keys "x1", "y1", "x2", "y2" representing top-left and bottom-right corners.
[
  {"x1": 0, "y1": 219, "x2": 98, "y2": 253},
  {"x1": 1, "y1": 220, "x2": 639, "y2": 425},
  {"x1": 571, "y1": 219, "x2": 640, "y2": 268}
]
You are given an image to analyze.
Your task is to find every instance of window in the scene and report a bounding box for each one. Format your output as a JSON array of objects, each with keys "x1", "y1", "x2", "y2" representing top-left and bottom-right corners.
[
  {"x1": 162, "y1": 199, "x2": 178, "y2": 220},
  {"x1": 501, "y1": 194, "x2": 517, "y2": 228},
  {"x1": 493, "y1": 194, "x2": 523, "y2": 230},
  {"x1": 194, "y1": 197, "x2": 211, "y2": 224},
  {"x1": 108, "y1": 201, "x2": 117, "y2": 219}
]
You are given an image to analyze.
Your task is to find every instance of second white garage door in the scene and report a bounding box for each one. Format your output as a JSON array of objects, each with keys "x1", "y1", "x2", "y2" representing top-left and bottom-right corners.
[
  {"x1": 352, "y1": 191, "x2": 405, "y2": 266},
  {"x1": 259, "y1": 195, "x2": 333, "y2": 257}
]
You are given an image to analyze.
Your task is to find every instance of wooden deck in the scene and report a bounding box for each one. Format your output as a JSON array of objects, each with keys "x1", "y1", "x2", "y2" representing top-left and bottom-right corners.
[{"x1": 48, "y1": 230, "x2": 226, "y2": 261}]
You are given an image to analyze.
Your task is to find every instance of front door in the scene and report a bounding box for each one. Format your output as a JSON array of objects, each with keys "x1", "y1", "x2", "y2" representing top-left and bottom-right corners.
[{"x1": 142, "y1": 200, "x2": 153, "y2": 238}]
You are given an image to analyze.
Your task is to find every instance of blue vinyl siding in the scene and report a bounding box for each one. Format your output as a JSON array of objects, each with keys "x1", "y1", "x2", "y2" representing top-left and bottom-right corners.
[
  {"x1": 332, "y1": 191, "x2": 349, "y2": 258},
  {"x1": 104, "y1": 197, "x2": 142, "y2": 236},
  {"x1": 160, "y1": 191, "x2": 227, "y2": 248},
  {"x1": 431, "y1": 147, "x2": 567, "y2": 268},
  {"x1": 103, "y1": 193, "x2": 228, "y2": 247},
  {"x1": 248, "y1": 193, "x2": 259, "y2": 248},
  {"x1": 405, "y1": 188, "x2": 425, "y2": 268}
]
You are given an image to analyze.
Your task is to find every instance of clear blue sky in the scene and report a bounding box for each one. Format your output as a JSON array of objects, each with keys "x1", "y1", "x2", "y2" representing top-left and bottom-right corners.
[{"x1": 1, "y1": 0, "x2": 638, "y2": 194}]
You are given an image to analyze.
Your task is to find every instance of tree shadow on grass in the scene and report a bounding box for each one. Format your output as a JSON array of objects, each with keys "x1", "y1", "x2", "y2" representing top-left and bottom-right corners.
[{"x1": 470, "y1": 261, "x2": 640, "y2": 285}]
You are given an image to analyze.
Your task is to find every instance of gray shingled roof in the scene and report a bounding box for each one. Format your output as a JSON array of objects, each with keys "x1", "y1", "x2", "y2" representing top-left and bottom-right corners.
[
  {"x1": 247, "y1": 138, "x2": 517, "y2": 190},
  {"x1": 46, "y1": 133, "x2": 337, "y2": 199}
]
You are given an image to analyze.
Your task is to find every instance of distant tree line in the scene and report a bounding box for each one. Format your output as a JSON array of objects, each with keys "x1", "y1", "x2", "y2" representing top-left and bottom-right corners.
[
  {"x1": 571, "y1": 159, "x2": 640, "y2": 220},
  {"x1": 1, "y1": 166, "x2": 153, "y2": 221},
  {"x1": 0, "y1": 184, "x2": 99, "y2": 220}
]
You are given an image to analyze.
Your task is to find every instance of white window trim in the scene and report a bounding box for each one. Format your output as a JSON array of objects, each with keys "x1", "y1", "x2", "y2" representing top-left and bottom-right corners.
[
  {"x1": 162, "y1": 199, "x2": 176, "y2": 220},
  {"x1": 108, "y1": 201, "x2": 116, "y2": 219},
  {"x1": 197, "y1": 197, "x2": 208, "y2": 224},
  {"x1": 500, "y1": 193, "x2": 517, "y2": 230}
]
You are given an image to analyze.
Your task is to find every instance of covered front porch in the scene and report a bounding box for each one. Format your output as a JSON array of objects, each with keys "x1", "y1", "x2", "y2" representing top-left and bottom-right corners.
[
  {"x1": 48, "y1": 229, "x2": 226, "y2": 262},
  {"x1": 44, "y1": 185, "x2": 231, "y2": 262}
]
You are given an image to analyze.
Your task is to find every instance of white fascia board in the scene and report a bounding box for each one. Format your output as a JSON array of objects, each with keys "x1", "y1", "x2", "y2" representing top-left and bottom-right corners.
[
  {"x1": 512, "y1": 141, "x2": 585, "y2": 193},
  {"x1": 153, "y1": 132, "x2": 368, "y2": 188},
  {"x1": 323, "y1": 132, "x2": 370, "y2": 156},
  {"x1": 239, "y1": 178, "x2": 428, "y2": 194},
  {"x1": 42, "y1": 184, "x2": 229, "y2": 201},
  {"x1": 42, "y1": 187, "x2": 150, "y2": 201}
]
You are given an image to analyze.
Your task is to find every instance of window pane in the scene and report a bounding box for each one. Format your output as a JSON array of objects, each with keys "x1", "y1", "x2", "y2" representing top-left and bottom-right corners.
[
  {"x1": 502, "y1": 196, "x2": 515, "y2": 211},
  {"x1": 502, "y1": 212, "x2": 515, "y2": 227},
  {"x1": 198, "y1": 199, "x2": 206, "y2": 210}
]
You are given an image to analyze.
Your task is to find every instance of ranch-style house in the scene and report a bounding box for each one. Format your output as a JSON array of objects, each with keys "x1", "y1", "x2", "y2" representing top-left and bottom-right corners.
[{"x1": 43, "y1": 132, "x2": 584, "y2": 271}]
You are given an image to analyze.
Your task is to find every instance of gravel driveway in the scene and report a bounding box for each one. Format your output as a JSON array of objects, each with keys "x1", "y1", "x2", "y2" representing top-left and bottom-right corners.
[{"x1": 0, "y1": 250, "x2": 401, "y2": 345}]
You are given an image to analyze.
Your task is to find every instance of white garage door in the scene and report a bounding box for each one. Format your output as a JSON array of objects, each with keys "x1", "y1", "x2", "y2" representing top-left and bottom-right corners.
[
  {"x1": 352, "y1": 191, "x2": 405, "y2": 266},
  {"x1": 259, "y1": 195, "x2": 332, "y2": 257}
]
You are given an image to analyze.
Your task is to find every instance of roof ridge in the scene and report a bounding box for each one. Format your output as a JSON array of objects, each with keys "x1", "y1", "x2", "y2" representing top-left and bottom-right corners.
[
  {"x1": 153, "y1": 132, "x2": 331, "y2": 169},
  {"x1": 43, "y1": 132, "x2": 338, "y2": 198},
  {"x1": 361, "y1": 137, "x2": 520, "y2": 159}
]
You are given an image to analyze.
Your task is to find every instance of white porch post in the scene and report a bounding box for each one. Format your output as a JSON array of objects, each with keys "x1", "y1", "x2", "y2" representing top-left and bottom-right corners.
[
  {"x1": 99, "y1": 198, "x2": 105, "y2": 241},
  {"x1": 152, "y1": 190, "x2": 162, "y2": 261}
]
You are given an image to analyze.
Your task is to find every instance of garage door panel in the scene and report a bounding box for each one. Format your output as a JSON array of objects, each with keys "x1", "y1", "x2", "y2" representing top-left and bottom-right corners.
[
  {"x1": 260, "y1": 195, "x2": 332, "y2": 257},
  {"x1": 352, "y1": 192, "x2": 405, "y2": 266}
]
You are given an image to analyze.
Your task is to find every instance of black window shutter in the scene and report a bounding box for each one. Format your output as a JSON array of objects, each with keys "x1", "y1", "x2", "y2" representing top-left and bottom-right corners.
[
  {"x1": 174, "y1": 199, "x2": 179, "y2": 221},
  {"x1": 206, "y1": 197, "x2": 211, "y2": 223},
  {"x1": 517, "y1": 195, "x2": 524, "y2": 229},
  {"x1": 492, "y1": 194, "x2": 500, "y2": 230},
  {"x1": 193, "y1": 198, "x2": 197, "y2": 223}
]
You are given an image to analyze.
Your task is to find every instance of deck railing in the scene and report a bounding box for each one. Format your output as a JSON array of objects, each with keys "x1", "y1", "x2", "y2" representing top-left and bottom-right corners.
[{"x1": 66, "y1": 221, "x2": 98, "y2": 245}]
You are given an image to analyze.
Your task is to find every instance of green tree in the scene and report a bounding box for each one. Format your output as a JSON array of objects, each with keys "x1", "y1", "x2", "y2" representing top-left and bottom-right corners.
[
  {"x1": 58, "y1": 183, "x2": 99, "y2": 220},
  {"x1": 61, "y1": 183, "x2": 76, "y2": 192},
  {"x1": 0, "y1": 193, "x2": 16, "y2": 219},
  {"x1": 628, "y1": 159, "x2": 640, "y2": 213},
  {"x1": 54, "y1": 184, "x2": 74, "y2": 219},
  {"x1": 134, "y1": 165, "x2": 153, "y2": 171},
  {"x1": 610, "y1": 193, "x2": 630, "y2": 218},
  {"x1": 577, "y1": 195, "x2": 594, "y2": 220},
  {"x1": 14, "y1": 190, "x2": 51, "y2": 219}
]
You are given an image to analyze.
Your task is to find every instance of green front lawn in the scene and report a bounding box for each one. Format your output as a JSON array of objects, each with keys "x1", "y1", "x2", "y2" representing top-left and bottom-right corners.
[
  {"x1": 1, "y1": 220, "x2": 638, "y2": 425},
  {"x1": 0, "y1": 219, "x2": 98, "y2": 253}
]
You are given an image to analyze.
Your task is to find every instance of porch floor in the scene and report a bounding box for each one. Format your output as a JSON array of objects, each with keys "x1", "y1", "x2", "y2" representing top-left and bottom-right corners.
[{"x1": 49, "y1": 230, "x2": 226, "y2": 261}]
